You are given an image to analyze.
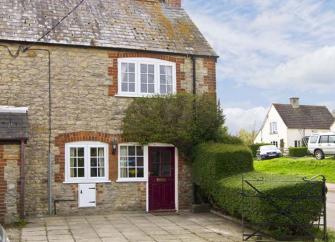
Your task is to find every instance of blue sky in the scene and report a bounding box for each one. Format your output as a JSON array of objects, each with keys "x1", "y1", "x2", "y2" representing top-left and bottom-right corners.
[{"x1": 183, "y1": 0, "x2": 335, "y2": 134}]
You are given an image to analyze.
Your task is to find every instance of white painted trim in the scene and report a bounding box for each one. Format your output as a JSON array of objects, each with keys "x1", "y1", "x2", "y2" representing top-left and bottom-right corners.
[
  {"x1": 64, "y1": 141, "x2": 109, "y2": 183},
  {"x1": 117, "y1": 57, "x2": 177, "y2": 97},
  {"x1": 0, "y1": 106, "x2": 28, "y2": 113},
  {"x1": 117, "y1": 143, "x2": 147, "y2": 182}
]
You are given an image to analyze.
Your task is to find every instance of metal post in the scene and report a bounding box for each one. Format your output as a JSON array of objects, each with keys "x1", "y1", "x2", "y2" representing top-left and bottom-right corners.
[{"x1": 323, "y1": 176, "x2": 327, "y2": 241}]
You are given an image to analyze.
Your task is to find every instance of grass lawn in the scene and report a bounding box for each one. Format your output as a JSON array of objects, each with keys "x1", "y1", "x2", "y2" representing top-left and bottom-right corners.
[{"x1": 254, "y1": 156, "x2": 335, "y2": 183}]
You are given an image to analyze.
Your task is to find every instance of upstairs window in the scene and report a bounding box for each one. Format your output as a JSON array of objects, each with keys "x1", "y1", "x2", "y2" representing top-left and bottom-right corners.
[
  {"x1": 118, "y1": 58, "x2": 176, "y2": 97},
  {"x1": 270, "y1": 122, "x2": 278, "y2": 134}
]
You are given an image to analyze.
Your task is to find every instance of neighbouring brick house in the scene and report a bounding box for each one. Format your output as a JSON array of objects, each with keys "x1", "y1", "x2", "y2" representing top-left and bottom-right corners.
[{"x1": 0, "y1": 0, "x2": 217, "y2": 222}]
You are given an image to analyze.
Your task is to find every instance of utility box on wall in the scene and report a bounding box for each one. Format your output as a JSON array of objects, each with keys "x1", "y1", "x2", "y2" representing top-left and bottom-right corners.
[{"x1": 78, "y1": 184, "x2": 96, "y2": 208}]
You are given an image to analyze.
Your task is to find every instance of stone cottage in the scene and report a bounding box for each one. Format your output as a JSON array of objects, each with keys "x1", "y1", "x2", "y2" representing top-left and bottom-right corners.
[{"x1": 0, "y1": 0, "x2": 217, "y2": 223}]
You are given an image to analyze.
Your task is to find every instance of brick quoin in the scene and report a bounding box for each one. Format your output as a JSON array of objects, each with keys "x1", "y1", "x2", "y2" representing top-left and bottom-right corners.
[
  {"x1": 0, "y1": 145, "x2": 6, "y2": 223},
  {"x1": 54, "y1": 132, "x2": 121, "y2": 182},
  {"x1": 203, "y1": 58, "x2": 217, "y2": 96},
  {"x1": 107, "y1": 51, "x2": 186, "y2": 96}
]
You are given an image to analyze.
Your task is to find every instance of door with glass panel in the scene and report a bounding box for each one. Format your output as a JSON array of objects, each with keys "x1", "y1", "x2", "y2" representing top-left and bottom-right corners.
[{"x1": 149, "y1": 147, "x2": 175, "y2": 211}]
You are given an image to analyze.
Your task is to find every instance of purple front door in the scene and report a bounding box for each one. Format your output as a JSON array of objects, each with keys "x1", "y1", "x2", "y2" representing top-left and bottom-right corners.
[{"x1": 149, "y1": 147, "x2": 175, "y2": 211}]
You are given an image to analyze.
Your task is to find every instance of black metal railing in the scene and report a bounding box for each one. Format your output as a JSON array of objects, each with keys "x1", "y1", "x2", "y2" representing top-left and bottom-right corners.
[{"x1": 241, "y1": 175, "x2": 327, "y2": 241}]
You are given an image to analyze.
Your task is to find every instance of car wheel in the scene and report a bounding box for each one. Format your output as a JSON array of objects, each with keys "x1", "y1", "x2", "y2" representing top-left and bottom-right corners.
[{"x1": 314, "y1": 150, "x2": 325, "y2": 160}]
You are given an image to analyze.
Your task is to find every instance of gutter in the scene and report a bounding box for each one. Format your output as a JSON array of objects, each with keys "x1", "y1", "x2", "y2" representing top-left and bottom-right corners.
[{"x1": 0, "y1": 39, "x2": 220, "y2": 59}]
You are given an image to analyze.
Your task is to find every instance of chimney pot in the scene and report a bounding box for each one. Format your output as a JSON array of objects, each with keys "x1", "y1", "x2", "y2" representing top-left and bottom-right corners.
[{"x1": 290, "y1": 97, "x2": 300, "y2": 108}]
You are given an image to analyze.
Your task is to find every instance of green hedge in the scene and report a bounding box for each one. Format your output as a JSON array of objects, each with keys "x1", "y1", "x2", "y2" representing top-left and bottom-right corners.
[
  {"x1": 289, "y1": 147, "x2": 308, "y2": 157},
  {"x1": 193, "y1": 143, "x2": 323, "y2": 240},
  {"x1": 249, "y1": 143, "x2": 271, "y2": 157},
  {"x1": 215, "y1": 172, "x2": 323, "y2": 240},
  {"x1": 192, "y1": 143, "x2": 253, "y2": 195}
]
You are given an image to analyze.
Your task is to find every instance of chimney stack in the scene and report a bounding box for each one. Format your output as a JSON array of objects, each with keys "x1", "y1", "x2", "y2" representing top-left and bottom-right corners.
[
  {"x1": 290, "y1": 97, "x2": 300, "y2": 108},
  {"x1": 163, "y1": 0, "x2": 181, "y2": 8}
]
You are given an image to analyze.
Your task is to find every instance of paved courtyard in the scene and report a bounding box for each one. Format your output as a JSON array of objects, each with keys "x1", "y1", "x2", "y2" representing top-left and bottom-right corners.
[{"x1": 8, "y1": 212, "x2": 243, "y2": 242}]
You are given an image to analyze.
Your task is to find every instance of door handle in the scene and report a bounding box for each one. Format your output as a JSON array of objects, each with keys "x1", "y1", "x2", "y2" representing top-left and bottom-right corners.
[{"x1": 80, "y1": 190, "x2": 83, "y2": 194}]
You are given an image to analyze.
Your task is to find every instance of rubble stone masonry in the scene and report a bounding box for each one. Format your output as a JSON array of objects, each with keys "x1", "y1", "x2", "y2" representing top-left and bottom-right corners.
[{"x1": 0, "y1": 43, "x2": 216, "y2": 216}]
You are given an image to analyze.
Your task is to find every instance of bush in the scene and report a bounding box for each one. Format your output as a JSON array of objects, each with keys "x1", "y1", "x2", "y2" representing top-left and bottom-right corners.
[
  {"x1": 122, "y1": 94, "x2": 224, "y2": 156},
  {"x1": 192, "y1": 143, "x2": 253, "y2": 194},
  {"x1": 193, "y1": 143, "x2": 323, "y2": 240},
  {"x1": 215, "y1": 173, "x2": 323, "y2": 240},
  {"x1": 289, "y1": 147, "x2": 308, "y2": 157},
  {"x1": 249, "y1": 143, "x2": 271, "y2": 157}
]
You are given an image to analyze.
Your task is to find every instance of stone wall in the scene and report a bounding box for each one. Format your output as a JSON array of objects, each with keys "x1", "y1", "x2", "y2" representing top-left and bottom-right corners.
[
  {"x1": 0, "y1": 143, "x2": 21, "y2": 224},
  {"x1": 0, "y1": 43, "x2": 216, "y2": 216}
]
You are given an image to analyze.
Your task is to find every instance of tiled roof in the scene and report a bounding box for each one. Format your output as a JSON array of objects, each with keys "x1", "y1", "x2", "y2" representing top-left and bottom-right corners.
[
  {"x1": 273, "y1": 104, "x2": 335, "y2": 129},
  {"x1": 0, "y1": 0, "x2": 217, "y2": 57},
  {"x1": 0, "y1": 112, "x2": 29, "y2": 140}
]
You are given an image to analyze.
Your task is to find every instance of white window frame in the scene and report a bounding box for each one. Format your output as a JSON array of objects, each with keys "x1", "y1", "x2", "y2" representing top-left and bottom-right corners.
[
  {"x1": 117, "y1": 143, "x2": 148, "y2": 182},
  {"x1": 64, "y1": 141, "x2": 110, "y2": 183},
  {"x1": 117, "y1": 58, "x2": 177, "y2": 97},
  {"x1": 270, "y1": 122, "x2": 278, "y2": 134}
]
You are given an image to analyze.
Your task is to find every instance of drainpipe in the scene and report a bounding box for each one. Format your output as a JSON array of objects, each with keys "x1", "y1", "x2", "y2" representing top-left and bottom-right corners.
[{"x1": 19, "y1": 139, "x2": 26, "y2": 219}]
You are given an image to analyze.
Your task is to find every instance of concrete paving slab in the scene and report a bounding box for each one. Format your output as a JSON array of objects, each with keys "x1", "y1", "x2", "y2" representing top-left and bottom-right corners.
[{"x1": 8, "y1": 212, "x2": 243, "y2": 242}]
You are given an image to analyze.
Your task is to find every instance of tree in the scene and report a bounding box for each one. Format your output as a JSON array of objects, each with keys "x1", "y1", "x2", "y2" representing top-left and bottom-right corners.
[
  {"x1": 122, "y1": 93, "x2": 224, "y2": 156},
  {"x1": 238, "y1": 129, "x2": 257, "y2": 145}
]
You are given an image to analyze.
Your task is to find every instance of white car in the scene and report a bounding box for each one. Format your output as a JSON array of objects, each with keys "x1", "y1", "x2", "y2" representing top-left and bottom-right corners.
[
  {"x1": 257, "y1": 145, "x2": 282, "y2": 160},
  {"x1": 308, "y1": 133, "x2": 335, "y2": 160}
]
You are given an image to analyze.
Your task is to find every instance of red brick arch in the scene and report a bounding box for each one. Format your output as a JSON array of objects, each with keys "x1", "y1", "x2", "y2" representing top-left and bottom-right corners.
[{"x1": 54, "y1": 132, "x2": 121, "y2": 182}]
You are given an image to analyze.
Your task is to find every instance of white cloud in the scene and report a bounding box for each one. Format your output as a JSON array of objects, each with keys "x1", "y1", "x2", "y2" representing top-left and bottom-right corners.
[
  {"x1": 253, "y1": 46, "x2": 335, "y2": 91},
  {"x1": 185, "y1": 0, "x2": 335, "y2": 91},
  {"x1": 224, "y1": 106, "x2": 267, "y2": 134}
]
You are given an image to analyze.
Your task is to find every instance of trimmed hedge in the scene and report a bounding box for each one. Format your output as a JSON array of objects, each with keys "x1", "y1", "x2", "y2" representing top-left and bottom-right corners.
[
  {"x1": 289, "y1": 147, "x2": 308, "y2": 157},
  {"x1": 192, "y1": 143, "x2": 253, "y2": 195},
  {"x1": 193, "y1": 143, "x2": 323, "y2": 240},
  {"x1": 249, "y1": 143, "x2": 271, "y2": 157}
]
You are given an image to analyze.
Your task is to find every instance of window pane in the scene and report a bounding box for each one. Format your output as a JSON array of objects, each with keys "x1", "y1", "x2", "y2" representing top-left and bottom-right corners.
[
  {"x1": 120, "y1": 157, "x2": 127, "y2": 167},
  {"x1": 329, "y1": 136, "x2": 335, "y2": 143},
  {"x1": 167, "y1": 85, "x2": 172, "y2": 94},
  {"x1": 120, "y1": 168, "x2": 127, "y2": 178},
  {"x1": 98, "y1": 158, "x2": 104, "y2": 167},
  {"x1": 160, "y1": 66, "x2": 166, "y2": 75},
  {"x1": 160, "y1": 75, "x2": 166, "y2": 84},
  {"x1": 129, "y1": 63, "x2": 135, "y2": 73},
  {"x1": 70, "y1": 158, "x2": 76, "y2": 167},
  {"x1": 148, "y1": 64, "x2": 154, "y2": 73},
  {"x1": 70, "y1": 148, "x2": 76, "y2": 157},
  {"x1": 98, "y1": 148, "x2": 104, "y2": 157},
  {"x1": 121, "y1": 63, "x2": 127, "y2": 73},
  {"x1": 129, "y1": 168, "x2": 136, "y2": 178},
  {"x1": 166, "y1": 66, "x2": 172, "y2": 76},
  {"x1": 137, "y1": 157, "x2": 144, "y2": 166},
  {"x1": 320, "y1": 136, "x2": 329, "y2": 143},
  {"x1": 78, "y1": 168, "x2": 85, "y2": 177},
  {"x1": 98, "y1": 168, "x2": 105, "y2": 177},
  {"x1": 141, "y1": 74, "x2": 147, "y2": 83},
  {"x1": 91, "y1": 168, "x2": 97, "y2": 177},
  {"x1": 78, "y1": 148, "x2": 84, "y2": 157},
  {"x1": 140, "y1": 64, "x2": 147, "y2": 73},
  {"x1": 91, "y1": 158, "x2": 97, "y2": 167},
  {"x1": 129, "y1": 83, "x2": 135, "y2": 92},
  {"x1": 148, "y1": 74, "x2": 154, "y2": 84},
  {"x1": 129, "y1": 157, "x2": 135, "y2": 167},
  {"x1": 70, "y1": 168, "x2": 76, "y2": 177},
  {"x1": 129, "y1": 146, "x2": 135, "y2": 156},
  {"x1": 137, "y1": 168, "x2": 144, "y2": 178},
  {"x1": 310, "y1": 136, "x2": 318, "y2": 143},
  {"x1": 160, "y1": 85, "x2": 166, "y2": 94},
  {"x1": 120, "y1": 146, "x2": 127, "y2": 156},
  {"x1": 148, "y1": 84, "x2": 155, "y2": 93},
  {"x1": 141, "y1": 84, "x2": 147, "y2": 93},
  {"x1": 78, "y1": 158, "x2": 85, "y2": 167},
  {"x1": 121, "y1": 83, "x2": 128, "y2": 92},
  {"x1": 137, "y1": 146, "x2": 143, "y2": 156},
  {"x1": 91, "y1": 148, "x2": 97, "y2": 157},
  {"x1": 129, "y1": 73, "x2": 135, "y2": 82}
]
